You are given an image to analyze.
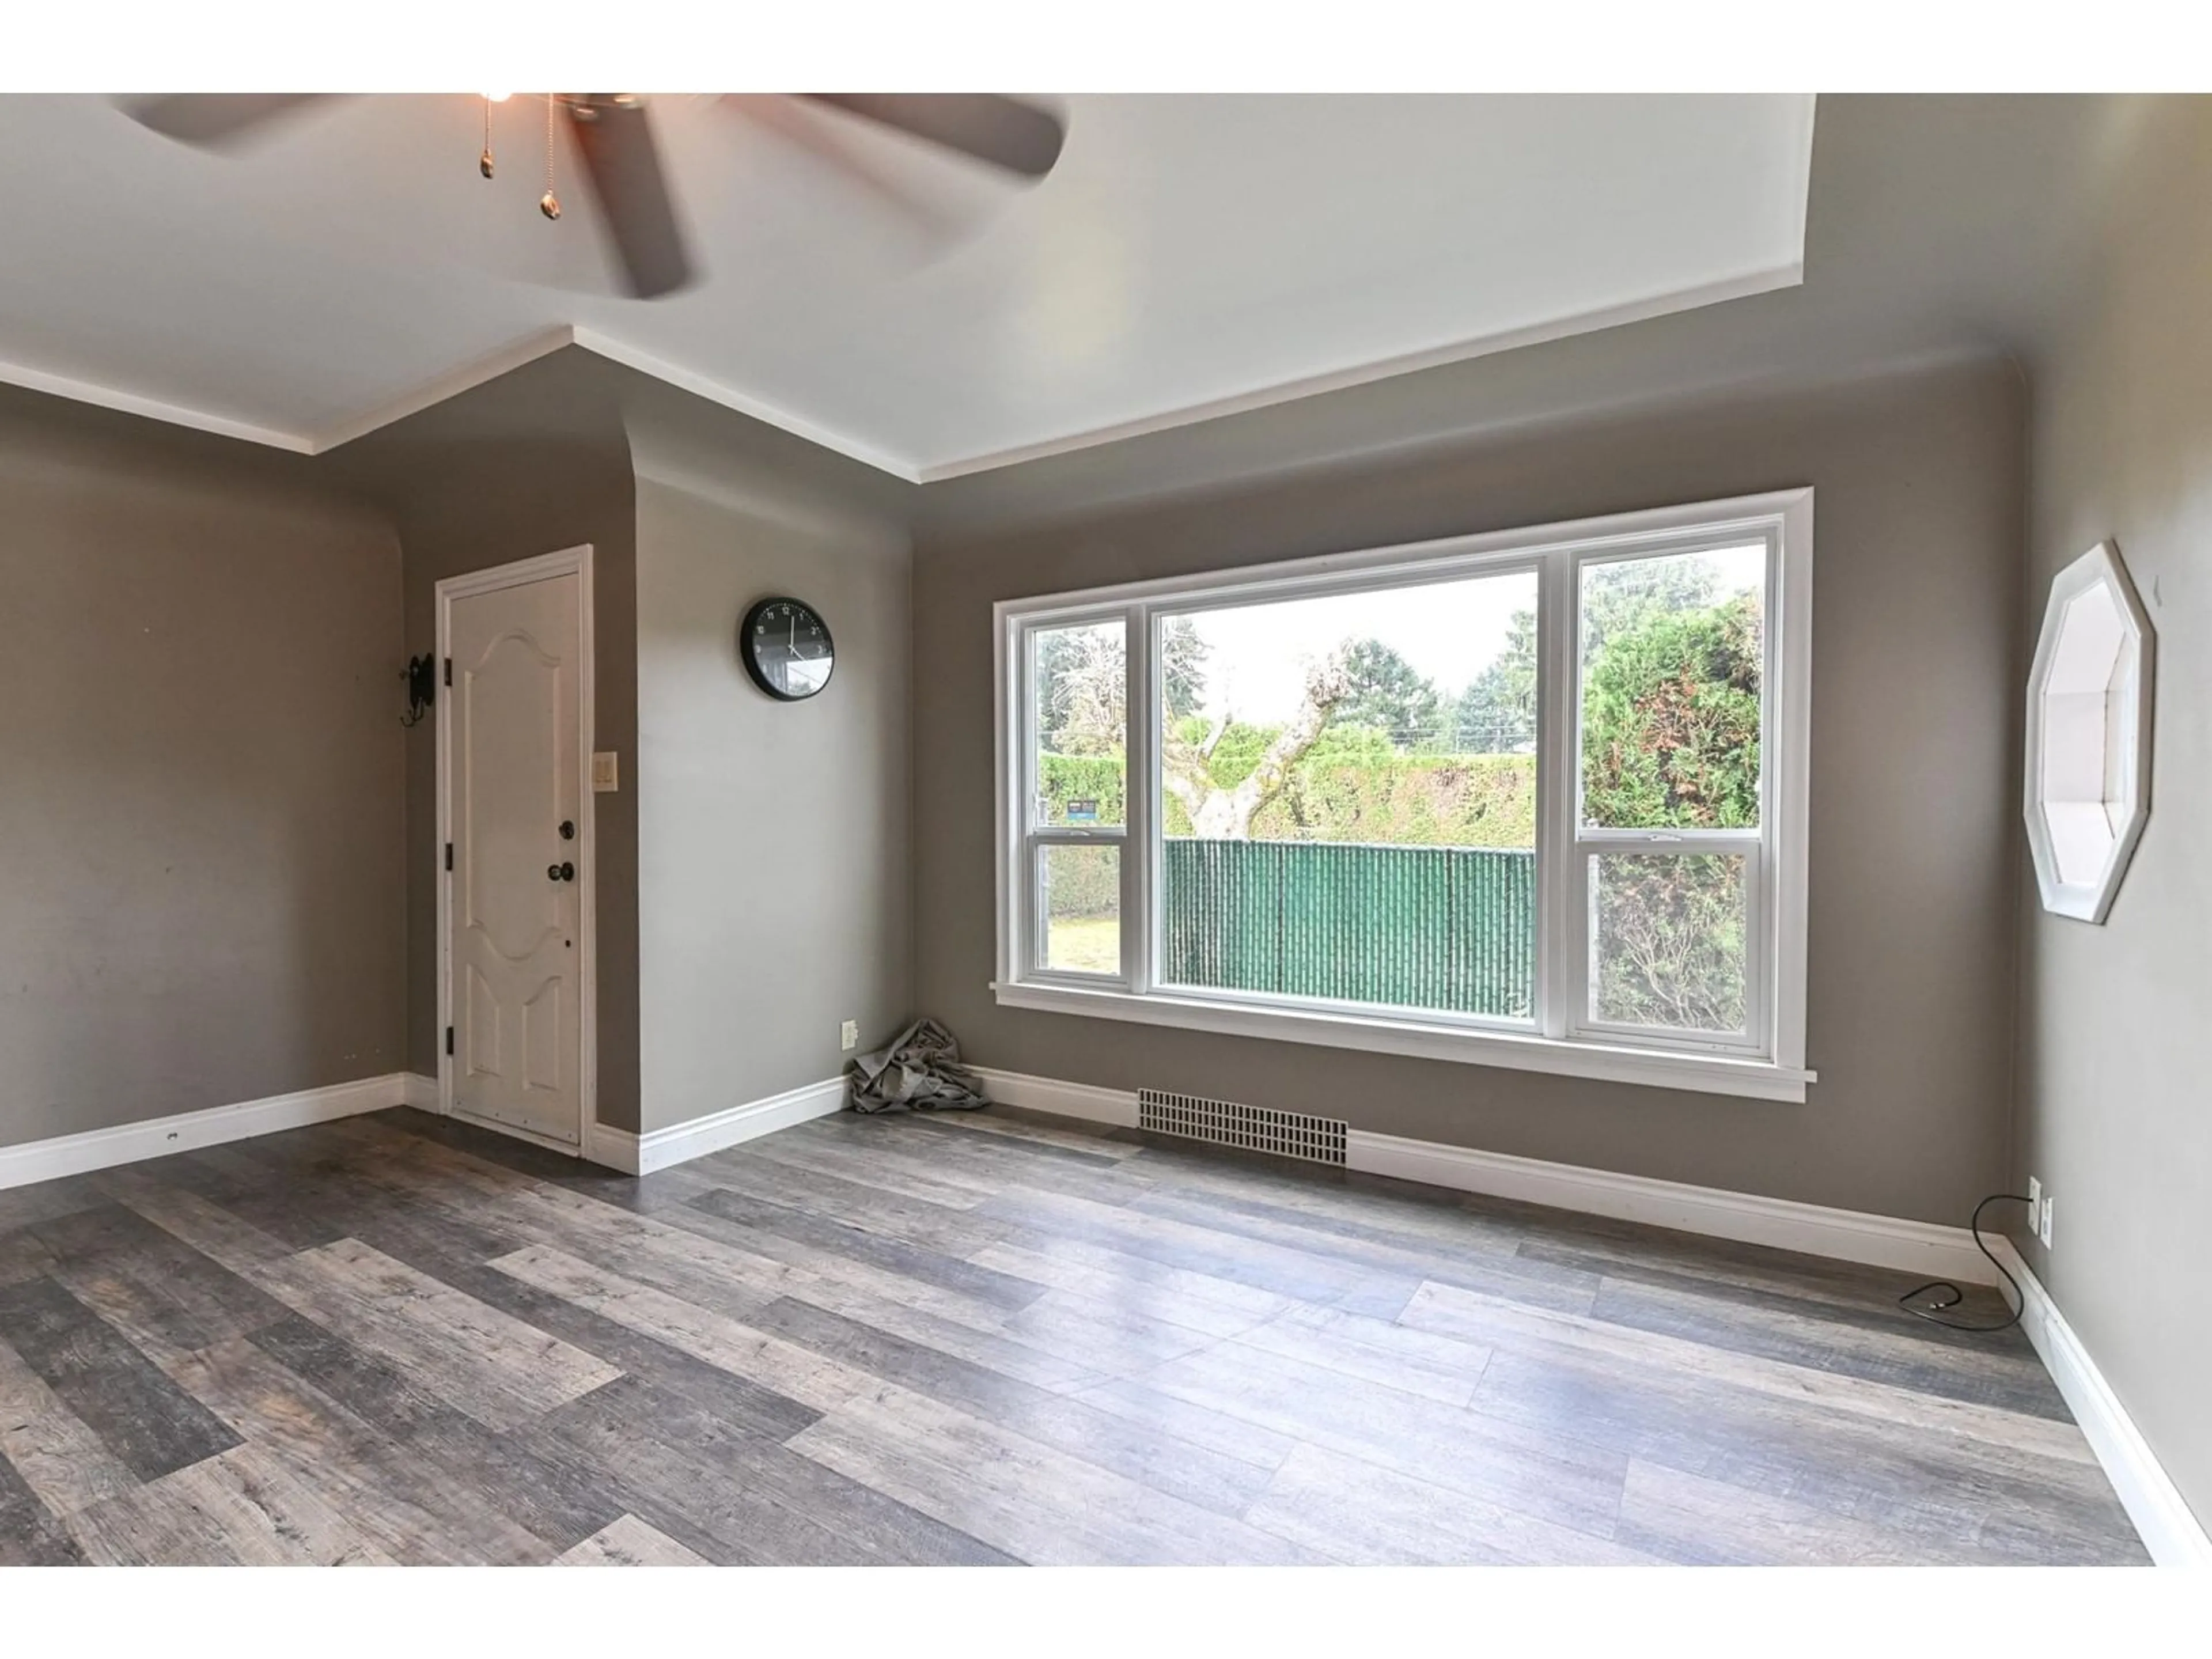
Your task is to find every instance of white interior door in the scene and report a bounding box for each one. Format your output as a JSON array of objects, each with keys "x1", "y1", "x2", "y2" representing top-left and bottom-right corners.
[{"x1": 445, "y1": 567, "x2": 585, "y2": 1147}]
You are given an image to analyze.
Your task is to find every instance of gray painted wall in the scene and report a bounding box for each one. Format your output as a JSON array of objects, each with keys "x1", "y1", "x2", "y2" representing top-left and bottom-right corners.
[
  {"x1": 0, "y1": 392, "x2": 404, "y2": 1149},
  {"x1": 914, "y1": 357, "x2": 2025, "y2": 1225},
  {"x1": 2014, "y1": 98, "x2": 2212, "y2": 1529},
  {"x1": 628, "y1": 394, "x2": 915, "y2": 1134},
  {"x1": 916, "y1": 97, "x2": 2118, "y2": 546},
  {"x1": 334, "y1": 351, "x2": 643, "y2": 1134}
]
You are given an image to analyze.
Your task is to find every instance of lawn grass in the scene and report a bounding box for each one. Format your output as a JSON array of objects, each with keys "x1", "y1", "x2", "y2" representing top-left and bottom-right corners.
[{"x1": 1045, "y1": 914, "x2": 1120, "y2": 974}]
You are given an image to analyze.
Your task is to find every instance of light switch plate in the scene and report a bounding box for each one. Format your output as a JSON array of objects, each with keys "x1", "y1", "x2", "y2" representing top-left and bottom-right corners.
[{"x1": 592, "y1": 752, "x2": 619, "y2": 793}]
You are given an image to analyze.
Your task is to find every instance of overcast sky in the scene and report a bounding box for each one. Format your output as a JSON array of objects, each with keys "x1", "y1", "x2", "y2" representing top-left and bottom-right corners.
[
  {"x1": 1173, "y1": 544, "x2": 1762, "y2": 726},
  {"x1": 1178, "y1": 570, "x2": 1532, "y2": 724}
]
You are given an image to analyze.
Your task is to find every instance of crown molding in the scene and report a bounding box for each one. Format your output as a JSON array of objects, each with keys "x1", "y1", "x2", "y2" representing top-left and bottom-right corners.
[
  {"x1": 305, "y1": 325, "x2": 582, "y2": 453},
  {"x1": 908, "y1": 262, "x2": 1804, "y2": 483},
  {"x1": 0, "y1": 352, "x2": 315, "y2": 453},
  {"x1": 0, "y1": 324, "x2": 927, "y2": 480},
  {"x1": 566, "y1": 328, "x2": 920, "y2": 482},
  {"x1": 0, "y1": 259, "x2": 1804, "y2": 488}
]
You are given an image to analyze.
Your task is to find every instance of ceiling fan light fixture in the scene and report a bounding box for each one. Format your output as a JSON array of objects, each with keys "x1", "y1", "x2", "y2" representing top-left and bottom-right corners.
[
  {"x1": 119, "y1": 91, "x2": 1063, "y2": 306},
  {"x1": 540, "y1": 94, "x2": 561, "y2": 218}
]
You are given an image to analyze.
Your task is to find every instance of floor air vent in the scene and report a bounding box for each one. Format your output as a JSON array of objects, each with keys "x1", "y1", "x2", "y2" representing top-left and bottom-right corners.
[{"x1": 1137, "y1": 1088, "x2": 1349, "y2": 1166}]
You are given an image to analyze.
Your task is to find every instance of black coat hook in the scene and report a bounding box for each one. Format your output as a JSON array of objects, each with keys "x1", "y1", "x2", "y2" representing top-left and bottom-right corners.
[{"x1": 401, "y1": 654, "x2": 437, "y2": 728}]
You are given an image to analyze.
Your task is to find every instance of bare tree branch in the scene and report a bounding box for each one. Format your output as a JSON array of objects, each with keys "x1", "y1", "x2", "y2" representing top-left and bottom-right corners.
[
  {"x1": 1159, "y1": 764, "x2": 1206, "y2": 817},
  {"x1": 1166, "y1": 652, "x2": 1350, "y2": 839}
]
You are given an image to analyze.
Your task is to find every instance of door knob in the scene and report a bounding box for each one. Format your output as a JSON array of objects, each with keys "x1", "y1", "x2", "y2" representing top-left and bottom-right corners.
[
  {"x1": 559, "y1": 820, "x2": 575, "y2": 840},
  {"x1": 547, "y1": 862, "x2": 575, "y2": 882}
]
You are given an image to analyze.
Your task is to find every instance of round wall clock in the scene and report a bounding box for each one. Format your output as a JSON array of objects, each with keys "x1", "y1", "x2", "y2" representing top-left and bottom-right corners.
[{"x1": 741, "y1": 596, "x2": 835, "y2": 701}]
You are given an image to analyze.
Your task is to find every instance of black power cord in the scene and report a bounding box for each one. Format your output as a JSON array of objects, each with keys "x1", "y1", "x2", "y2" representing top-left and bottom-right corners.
[{"x1": 1897, "y1": 1192, "x2": 2033, "y2": 1332}]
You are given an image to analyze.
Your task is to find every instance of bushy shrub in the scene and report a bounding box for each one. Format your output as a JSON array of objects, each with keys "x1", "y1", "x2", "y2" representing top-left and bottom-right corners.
[
  {"x1": 1581, "y1": 590, "x2": 1762, "y2": 830},
  {"x1": 1592, "y1": 854, "x2": 1747, "y2": 1032}
]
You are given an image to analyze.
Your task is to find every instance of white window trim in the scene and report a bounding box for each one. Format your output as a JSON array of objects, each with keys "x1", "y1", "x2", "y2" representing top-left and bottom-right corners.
[{"x1": 993, "y1": 488, "x2": 1816, "y2": 1105}]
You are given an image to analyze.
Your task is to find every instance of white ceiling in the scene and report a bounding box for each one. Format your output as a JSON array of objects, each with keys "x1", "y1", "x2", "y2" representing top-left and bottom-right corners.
[{"x1": 0, "y1": 94, "x2": 1813, "y2": 481}]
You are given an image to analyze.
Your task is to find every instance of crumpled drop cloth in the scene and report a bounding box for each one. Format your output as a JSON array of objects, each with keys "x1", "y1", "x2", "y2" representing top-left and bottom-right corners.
[{"x1": 846, "y1": 1017, "x2": 990, "y2": 1113}]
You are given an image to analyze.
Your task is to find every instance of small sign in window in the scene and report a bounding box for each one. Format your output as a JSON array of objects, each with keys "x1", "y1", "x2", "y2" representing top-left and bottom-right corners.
[{"x1": 1065, "y1": 799, "x2": 1100, "y2": 824}]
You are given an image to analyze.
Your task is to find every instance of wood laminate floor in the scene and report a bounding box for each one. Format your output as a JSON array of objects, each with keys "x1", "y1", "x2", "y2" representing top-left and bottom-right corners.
[{"x1": 0, "y1": 1104, "x2": 2147, "y2": 1566}]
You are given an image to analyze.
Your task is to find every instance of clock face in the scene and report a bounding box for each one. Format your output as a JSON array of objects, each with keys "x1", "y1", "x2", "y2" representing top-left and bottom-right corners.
[{"x1": 742, "y1": 597, "x2": 835, "y2": 701}]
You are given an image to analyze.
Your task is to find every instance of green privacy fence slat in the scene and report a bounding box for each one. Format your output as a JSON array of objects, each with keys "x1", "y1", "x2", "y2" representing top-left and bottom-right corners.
[{"x1": 1163, "y1": 839, "x2": 1535, "y2": 1018}]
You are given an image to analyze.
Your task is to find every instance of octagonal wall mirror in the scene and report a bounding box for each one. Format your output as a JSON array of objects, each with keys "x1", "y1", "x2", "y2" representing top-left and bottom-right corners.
[{"x1": 2024, "y1": 540, "x2": 2154, "y2": 923}]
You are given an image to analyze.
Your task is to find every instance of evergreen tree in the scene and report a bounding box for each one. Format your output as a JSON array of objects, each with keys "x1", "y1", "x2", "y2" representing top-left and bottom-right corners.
[
  {"x1": 1039, "y1": 622, "x2": 1126, "y2": 756},
  {"x1": 1035, "y1": 616, "x2": 1210, "y2": 753},
  {"x1": 1453, "y1": 608, "x2": 1538, "y2": 753},
  {"x1": 1335, "y1": 638, "x2": 1445, "y2": 750},
  {"x1": 1451, "y1": 555, "x2": 1726, "y2": 757},
  {"x1": 1161, "y1": 617, "x2": 1210, "y2": 723}
]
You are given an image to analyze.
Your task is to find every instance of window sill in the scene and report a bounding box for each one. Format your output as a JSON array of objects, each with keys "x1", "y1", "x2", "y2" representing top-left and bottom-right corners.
[{"x1": 991, "y1": 980, "x2": 1814, "y2": 1103}]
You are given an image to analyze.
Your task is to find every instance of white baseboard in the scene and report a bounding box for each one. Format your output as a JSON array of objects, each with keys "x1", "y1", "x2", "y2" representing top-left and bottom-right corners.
[
  {"x1": 1347, "y1": 1127, "x2": 1996, "y2": 1285},
  {"x1": 0, "y1": 1073, "x2": 411, "y2": 1192},
  {"x1": 582, "y1": 1120, "x2": 642, "y2": 1175},
  {"x1": 969, "y1": 1066, "x2": 1993, "y2": 1286},
  {"x1": 585, "y1": 1075, "x2": 849, "y2": 1177},
  {"x1": 1988, "y1": 1237, "x2": 2211, "y2": 1569},
  {"x1": 403, "y1": 1072, "x2": 441, "y2": 1113},
  {"x1": 972, "y1": 1066, "x2": 1141, "y2": 1128}
]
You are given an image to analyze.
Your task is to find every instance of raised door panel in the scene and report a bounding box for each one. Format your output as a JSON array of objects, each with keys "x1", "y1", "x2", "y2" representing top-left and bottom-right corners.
[{"x1": 447, "y1": 570, "x2": 584, "y2": 1147}]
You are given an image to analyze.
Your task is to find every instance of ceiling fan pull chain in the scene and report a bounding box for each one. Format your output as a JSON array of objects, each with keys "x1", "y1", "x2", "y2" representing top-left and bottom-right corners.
[
  {"x1": 479, "y1": 96, "x2": 495, "y2": 179},
  {"x1": 540, "y1": 94, "x2": 562, "y2": 220}
]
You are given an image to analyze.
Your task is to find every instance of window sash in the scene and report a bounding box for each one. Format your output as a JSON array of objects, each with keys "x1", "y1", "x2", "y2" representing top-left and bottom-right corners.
[
  {"x1": 1027, "y1": 840, "x2": 1127, "y2": 984},
  {"x1": 1570, "y1": 839, "x2": 1766, "y2": 1053},
  {"x1": 998, "y1": 494, "x2": 1806, "y2": 1078},
  {"x1": 1550, "y1": 530, "x2": 1780, "y2": 1058},
  {"x1": 1016, "y1": 608, "x2": 1135, "y2": 986}
]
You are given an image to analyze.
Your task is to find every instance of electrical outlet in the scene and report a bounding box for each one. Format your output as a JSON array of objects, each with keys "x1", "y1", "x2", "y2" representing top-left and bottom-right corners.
[
  {"x1": 2040, "y1": 1194, "x2": 2054, "y2": 1249},
  {"x1": 840, "y1": 1019, "x2": 859, "y2": 1052},
  {"x1": 2028, "y1": 1176, "x2": 2042, "y2": 1217}
]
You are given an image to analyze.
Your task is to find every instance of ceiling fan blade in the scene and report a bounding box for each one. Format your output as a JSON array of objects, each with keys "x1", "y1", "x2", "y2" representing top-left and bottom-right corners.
[
  {"x1": 123, "y1": 94, "x2": 338, "y2": 146},
  {"x1": 726, "y1": 96, "x2": 963, "y2": 246},
  {"x1": 798, "y1": 94, "x2": 1065, "y2": 179},
  {"x1": 566, "y1": 99, "x2": 696, "y2": 300}
]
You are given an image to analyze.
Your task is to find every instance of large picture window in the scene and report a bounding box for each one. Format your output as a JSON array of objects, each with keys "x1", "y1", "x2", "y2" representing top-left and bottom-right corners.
[{"x1": 995, "y1": 491, "x2": 1814, "y2": 1101}]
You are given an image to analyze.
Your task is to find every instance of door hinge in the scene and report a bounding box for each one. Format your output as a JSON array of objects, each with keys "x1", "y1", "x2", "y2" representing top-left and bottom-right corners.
[
  {"x1": 444, "y1": 840, "x2": 453, "y2": 872},
  {"x1": 444, "y1": 1025, "x2": 454, "y2": 1057},
  {"x1": 442, "y1": 657, "x2": 452, "y2": 687}
]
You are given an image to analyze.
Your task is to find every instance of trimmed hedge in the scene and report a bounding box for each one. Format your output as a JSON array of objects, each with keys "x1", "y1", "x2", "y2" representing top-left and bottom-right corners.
[
  {"x1": 1040, "y1": 750, "x2": 1535, "y2": 850},
  {"x1": 1037, "y1": 754, "x2": 1127, "y2": 828},
  {"x1": 1041, "y1": 842, "x2": 1121, "y2": 918},
  {"x1": 1255, "y1": 753, "x2": 1534, "y2": 847}
]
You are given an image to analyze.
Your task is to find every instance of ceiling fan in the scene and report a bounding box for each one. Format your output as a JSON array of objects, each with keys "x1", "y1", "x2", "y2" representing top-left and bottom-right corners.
[{"x1": 122, "y1": 93, "x2": 1067, "y2": 301}]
